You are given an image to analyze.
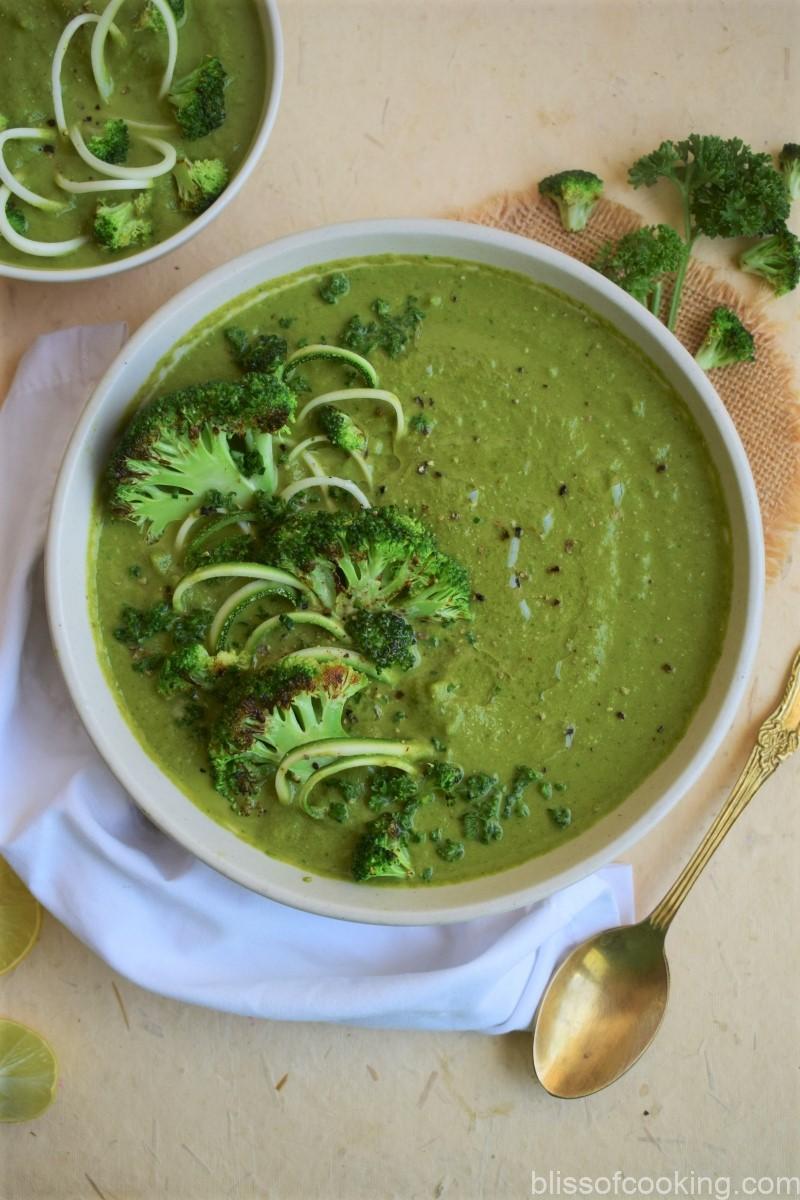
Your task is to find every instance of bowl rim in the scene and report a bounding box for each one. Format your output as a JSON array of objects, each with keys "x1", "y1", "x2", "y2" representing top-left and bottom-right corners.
[
  {"x1": 45, "y1": 217, "x2": 765, "y2": 925},
  {"x1": 0, "y1": 0, "x2": 284, "y2": 285}
]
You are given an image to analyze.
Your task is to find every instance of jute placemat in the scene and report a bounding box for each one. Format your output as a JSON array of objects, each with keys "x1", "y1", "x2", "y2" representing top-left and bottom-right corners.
[{"x1": 460, "y1": 186, "x2": 800, "y2": 581}]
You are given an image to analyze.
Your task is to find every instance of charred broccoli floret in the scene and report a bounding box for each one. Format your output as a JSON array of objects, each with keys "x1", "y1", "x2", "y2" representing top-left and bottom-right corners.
[
  {"x1": 106, "y1": 372, "x2": 297, "y2": 540},
  {"x1": 173, "y1": 157, "x2": 229, "y2": 213},
  {"x1": 344, "y1": 610, "x2": 416, "y2": 671},
  {"x1": 168, "y1": 57, "x2": 228, "y2": 140},
  {"x1": 352, "y1": 813, "x2": 415, "y2": 881},
  {"x1": 318, "y1": 406, "x2": 368, "y2": 454},
  {"x1": 539, "y1": 170, "x2": 604, "y2": 232},
  {"x1": 694, "y1": 306, "x2": 756, "y2": 370},
  {"x1": 739, "y1": 224, "x2": 800, "y2": 296},
  {"x1": 94, "y1": 194, "x2": 152, "y2": 252},
  {"x1": 779, "y1": 143, "x2": 800, "y2": 201},
  {"x1": 208, "y1": 657, "x2": 369, "y2": 809},
  {"x1": 157, "y1": 643, "x2": 241, "y2": 696},
  {"x1": 87, "y1": 118, "x2": 129, "y2": 164}
]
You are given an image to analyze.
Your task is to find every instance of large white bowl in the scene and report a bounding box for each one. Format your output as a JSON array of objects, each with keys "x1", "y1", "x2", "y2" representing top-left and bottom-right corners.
[
  {"x1": 46, "y1": 219, "x2": 764, "y2": 924},
  {"x1": 0, "y1": 0, "x2": 283, "y2": 284}
]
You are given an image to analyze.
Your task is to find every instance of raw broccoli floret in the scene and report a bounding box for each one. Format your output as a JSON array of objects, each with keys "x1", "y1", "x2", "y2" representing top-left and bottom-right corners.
[
  {"x1": 352, "y1": 813, "x2": 415, "y2": 881},
  {"x1": 173, "y1": 157, "x2": 229, "y2": 214},
  {"x1": 436, "y1": 838, "x2": 465, "y2": 863},
  {"x1": 739, "y1": 224, "x2": 800, "y2": 296},
  {"x1": 168, "y1": 57, "x2": 228, "y2": 140},
  {"x1": 463, "y1": 772, "x2": 499, "y2": 802},
  {"x1": 209, "y1": 657, "x2": 370, "y2": 809},
  {"x1": 629, "y1": 134, "x2": 789, "y2": 328},
  {"x1": 694, "y1": 306, "x2": 756, "y2": 370},
  {"x1": 319, "y1": 272, "x2": 350, "y2": 304},
  {"x1": 106, "y1": 372, "x2": 297, "y2": 539},
  {"x1": 367, "y1": 766, "x2": 420, "y2": 810},
  {"x1": 539, "y1": 170, "x2": 604, "y2": 232},
  {"x1": 318, "y1": 406, "x2": 368, "y2": 454},
  {"x1": 87, "y1": 119, "x2": 129, "y2": 165},
  {"x1": 778, "y1": 143, "x2": 800, "y2": 201},
  {"x1": 409, "y1": 412, "x2": 434, "y2": 436},
  {"x1": 94, "y1": 194, "x2": 153, "y2": 252},
  {"x1": 593, "y1": 225, "x2": 684, "y2": 316},
  {"x1": 224, "y1": 326, "x2": 288, "y2": 374},
  {"x1": 344, "y1": 609, "x2": 416, "y2": 671},
  {"x1": 341, "y1": 296, "x2": 425, "y2": 359},
  {"x1": 157, "y1": 643, "x2": 241, "y2": 696}
]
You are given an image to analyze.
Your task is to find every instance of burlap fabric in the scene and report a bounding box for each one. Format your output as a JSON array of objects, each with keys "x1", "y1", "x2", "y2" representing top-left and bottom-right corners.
[{"x1": 462, "y1": 187, "x2": 800, "y2": 580}]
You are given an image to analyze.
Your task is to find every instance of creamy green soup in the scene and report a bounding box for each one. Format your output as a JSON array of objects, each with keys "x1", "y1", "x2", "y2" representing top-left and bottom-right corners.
[
  {"x1": 91, "y1": 255, "x2": 732, "y2": 885},
  {"x1": 0, "y1": 0, "x2": 266, "y2": 269}
]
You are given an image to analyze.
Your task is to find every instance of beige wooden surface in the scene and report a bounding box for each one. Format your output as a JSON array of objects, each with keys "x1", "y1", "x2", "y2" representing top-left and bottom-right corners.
[{"x1": 2, "y1": 2, "x2": 799, "y2": 1197}]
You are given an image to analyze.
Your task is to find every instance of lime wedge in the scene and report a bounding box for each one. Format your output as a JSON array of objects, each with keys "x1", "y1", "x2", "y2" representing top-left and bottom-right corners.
[
  {"x1": 0, "y1": 1019, "x2": 58, "y2": 1122},
  {"x1": 0, "y1": 860, "x2": 41, "y2": 975}
]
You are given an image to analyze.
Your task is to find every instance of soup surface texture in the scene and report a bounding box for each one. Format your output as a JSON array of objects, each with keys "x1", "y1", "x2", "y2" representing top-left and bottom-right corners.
[
  {"x1": 92, "y1": 255, "x2": 732, "y2": 885},
  {"x1": 0, "y1": 0, "x2": 266, "y2": 269}
]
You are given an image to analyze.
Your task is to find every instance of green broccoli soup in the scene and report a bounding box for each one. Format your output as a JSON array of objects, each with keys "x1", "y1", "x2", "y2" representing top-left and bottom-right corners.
[
  {"x1": 91, "y1": 255, "x2": 732, "y2": 886},
  {"x1": 0, "y1": 0, "x2": 266, "y2": 269}
]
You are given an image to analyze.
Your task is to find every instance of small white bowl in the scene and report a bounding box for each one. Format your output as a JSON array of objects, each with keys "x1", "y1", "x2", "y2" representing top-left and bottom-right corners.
[
  {"x1": 0, "y1": 0, "x2": 283, "y2": 284},
  {"x1": 46, "y1": 219, "x2": 764, "y2": 925}
]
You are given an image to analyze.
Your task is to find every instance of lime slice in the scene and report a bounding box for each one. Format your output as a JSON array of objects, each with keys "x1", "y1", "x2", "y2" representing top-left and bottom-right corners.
[
  {"x1": 0, "y1": 859, "x2": 41, "y2": 975},
  {"x1": 0, "y1": 1019, "x2": 58, "y2": 1123}
]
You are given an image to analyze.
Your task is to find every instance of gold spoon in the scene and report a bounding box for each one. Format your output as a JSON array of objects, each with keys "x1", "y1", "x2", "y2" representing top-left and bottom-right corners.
[{"x1": 533, "y1": 647, "x2": 800, "y2": 1099}]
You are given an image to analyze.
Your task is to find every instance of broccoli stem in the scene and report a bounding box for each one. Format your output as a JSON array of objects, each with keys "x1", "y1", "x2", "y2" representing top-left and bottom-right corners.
[
  {"x1": 296, "y1": 755, "x2": 421, "y2": 820},
  {"x1": 244, "y1": 611, "x2": 348, "y2": 659},
  {"x1": 664, "y1": 188, "x2": 696, "y2": 331},
  {"x1": 274, "y1": 738, "x2": 429, "y2": 805}
]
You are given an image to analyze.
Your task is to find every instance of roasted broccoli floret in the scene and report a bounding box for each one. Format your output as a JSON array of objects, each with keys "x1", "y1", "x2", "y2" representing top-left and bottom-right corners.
[
  {"x1": 779, "y1": 143, "x2": 800, "y2": 201},
  {"x1": 173, "y1": 157, "x2": 229, "y2": 213},
  {"x1": 94, "y1": 194, "x2": 153, "y2": 252},
  {"x1": 168, "y1": 57, "x2": 228, "y2": 140},
  {"x1": 629, "y1": 134, "x2": 789, "y2": 328},
  {"x1": 539, "y1": 170, "x2": 604, "y2": 232},
  {"x1": 694, "y1": 306, "x2": 756, "y2": 370},
  {"x1": 106, "y1": 372, "x2": 297, "y2": 539},
  {"x1": 319, "y1": 272, "x2": 350, "y2": 304},
  {"x1": 341, "y1": 296, "x2": 425, "y2": 359},
  {"x1": 352, "y1": 812, "x2": 415, "y2": 881},
  {"x1": 318, "y1": 406, "x2": 368, "y2": 454},
  {"x1": 367, "y1": 766, "x2": 420, "y2": 810},
  {"x1": 157, "y1": 643, "x2": 240, "y2": 696},
  {"x1": 87, "y1": 118, "x2": 129, "y2": 164},
  {"x1": 593, "y1": 225, "x2": 684, "y2": 316},
  {"x1": 739, "y1": 224, "x2": 800, "y2": 296},
  {"x1": 344, "y1": 609, "x2": 416, "y2": 671},
  {"x1": 209, "y1": 657, "x2": 370, "y2": 808},
  {"x1": 224, "y1": 326, "x2": 288, "y2": 374}
]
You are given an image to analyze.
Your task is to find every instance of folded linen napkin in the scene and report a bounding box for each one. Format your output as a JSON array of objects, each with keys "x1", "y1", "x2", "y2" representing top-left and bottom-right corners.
[{"x1": 0, "y1": 326, "x2": 634, "y2": 1032}]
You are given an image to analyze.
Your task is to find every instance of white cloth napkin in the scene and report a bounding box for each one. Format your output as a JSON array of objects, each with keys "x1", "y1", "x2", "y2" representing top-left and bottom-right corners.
[{"x1": 0, "y1": 326, "x2": 634, "y2": 1032}]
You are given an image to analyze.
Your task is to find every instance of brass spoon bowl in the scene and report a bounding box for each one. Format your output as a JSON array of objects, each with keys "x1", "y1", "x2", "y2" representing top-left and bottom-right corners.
[{"x1": 533, "y1": 647, "x2": 800, "y2": 1099}]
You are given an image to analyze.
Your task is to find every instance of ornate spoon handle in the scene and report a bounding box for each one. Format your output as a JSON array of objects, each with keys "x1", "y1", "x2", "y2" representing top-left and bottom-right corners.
[{"x1": 649, "y1": 648, "x2": 800, "y2": 934}]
